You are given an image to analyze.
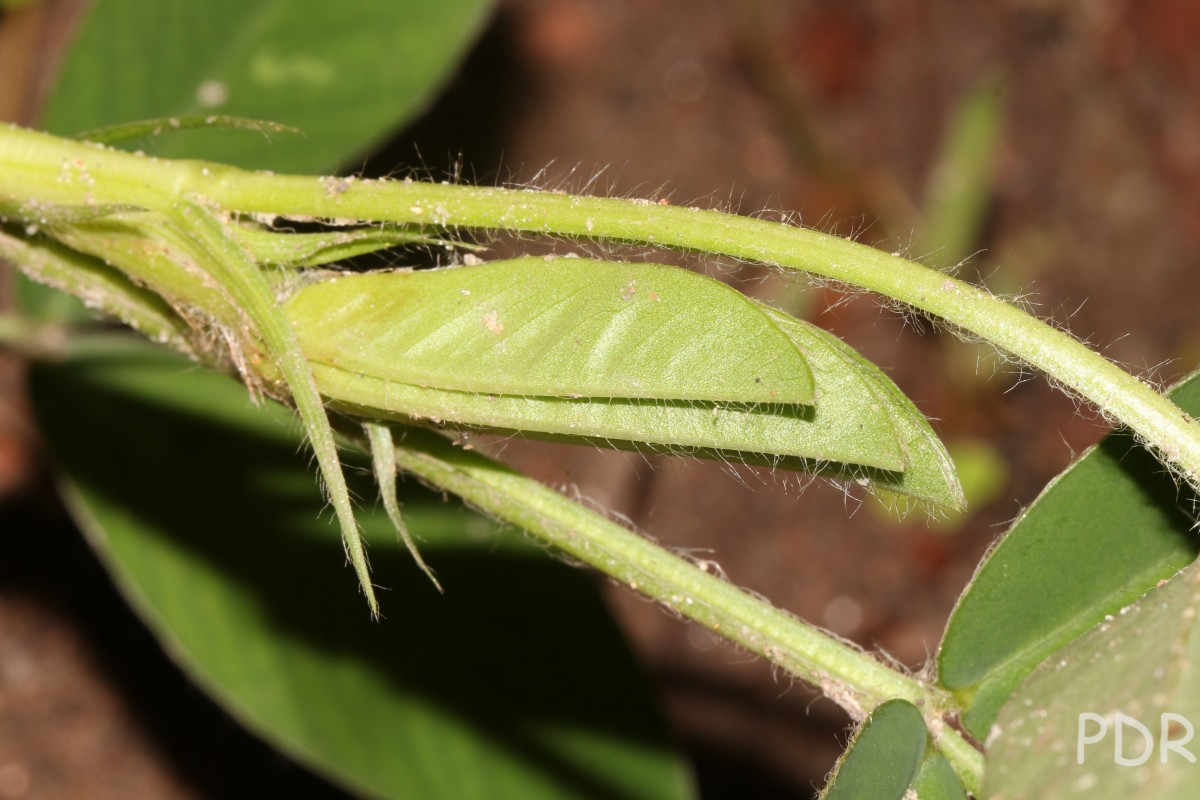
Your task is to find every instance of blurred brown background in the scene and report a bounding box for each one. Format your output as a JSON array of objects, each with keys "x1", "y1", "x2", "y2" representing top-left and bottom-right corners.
[{"x1": 3, "y1": 0, "x2": 1200, "y2": 797}]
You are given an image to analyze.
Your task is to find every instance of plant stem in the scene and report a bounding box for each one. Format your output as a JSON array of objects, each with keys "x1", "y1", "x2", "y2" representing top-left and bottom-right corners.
[
  {"x1": 0, "y1": 123, "x2": 992, "y2": 789},
  {"x1": 388, "y1": 426, "x2": 981, "y2": 794},
  {"x1": 0, "y1": 228, "x2": 194, "y2": 352},
  {"x1": 2, "y1": 123, "x2": 1192, "y2": 488}
]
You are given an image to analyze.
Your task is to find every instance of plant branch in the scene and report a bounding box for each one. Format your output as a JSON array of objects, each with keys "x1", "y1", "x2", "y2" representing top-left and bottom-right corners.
[
  {"x1": 386, "y1": 426, "x2": 982, "y2": 793},
  {"x1": 0, "y1": 123, "x2": 994, "y2": 788},
  {"x1": 229, "y1": 181, "x2": 1198, "y2": 491},
  {"x1": 0, "y1": 227, "x2": 194, "y2": 352},
  {"x1": 3, "y1": 123, "x2": 1191, "y2": 490}
]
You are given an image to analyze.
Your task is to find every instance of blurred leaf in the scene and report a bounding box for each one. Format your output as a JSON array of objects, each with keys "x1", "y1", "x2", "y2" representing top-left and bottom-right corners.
[
  {"x1": 938, "y1": 371, "x2": 1200, "y2": 739},
  {"x1": 27, "y1": 0, "x2": 491, "y2": 321},
  {"x1": 287, "y1": 257, "x2": 816, "y2": 405},
  {"x1": 42, "y1": 0, "x2": 494, "y2": 173},
  {"x1": 818, "y1": 700, "x2": 930, "y2": 800},
  {"x1": 31, "y1": 339, "x2": 694, "y2": 800},
  {"x1": 946, "y1": 439, "x2": 1007, "y2": 512},
  {"x1": 916, "y1": 71, "x2": 1004, "y2": 269},
  {"x1": 986, "y1": 560, "x2": 1200, "y2": 798}
]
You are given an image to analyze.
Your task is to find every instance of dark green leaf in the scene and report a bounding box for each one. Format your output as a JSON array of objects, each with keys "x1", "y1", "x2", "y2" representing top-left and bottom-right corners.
[
  {"x1": 986, "y1": 561, "x2": 1200, "y2": 799},
  {"x1": 42, "y1": 0, "x2": 493, "y2": 173},
  {"x1": 819, "y1": 700, "x2": 929, "y2": 800},
  {"x1": 912, "y1": 749, "x2": 968, "y2": 800},
  {"x1": 937, "y1": 371, "x2": 1200, "y2": 739},
  {"x1": 31, "y1": 340, "x2": 694, "y2": 800}
]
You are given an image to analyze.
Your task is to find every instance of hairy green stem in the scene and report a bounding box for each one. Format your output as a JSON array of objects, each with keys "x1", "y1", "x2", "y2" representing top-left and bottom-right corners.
[
  {"x1": 1, "y1": 123, "x2": 1193, "y2": 488},
  {"x1": 388, "y1": 426, "x2": 981, "y2": 793},
  {"x1": 0, "y1": 227, "x2": 194, "y2": 352}
]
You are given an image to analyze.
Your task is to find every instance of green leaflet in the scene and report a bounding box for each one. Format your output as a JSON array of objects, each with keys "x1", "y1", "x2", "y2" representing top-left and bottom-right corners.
[
  {"x1": 290, "y1": 263, "x2": 961, "y2": 507},
  {"x1": 761, "y1": 307, "x2": 964, "y2": 512},
  {"x1": 912, "y1": 749, "x2": 969, "y2": 800},
  {"x1": 937, "y1": 370, "x2": 1200, "y2": 740},
  {"x1": 986, "y1": 561, "x2": 1200, "y2": 798},
  {"x1": 285, "y1": 257, "x2": 817, "y2": 405},
  {"x1": 819, "y1": 699, "x2": 967, "y2": 799},
  {"x1": 819, "y1": 700, "x2": 932, "y2": 800}
]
